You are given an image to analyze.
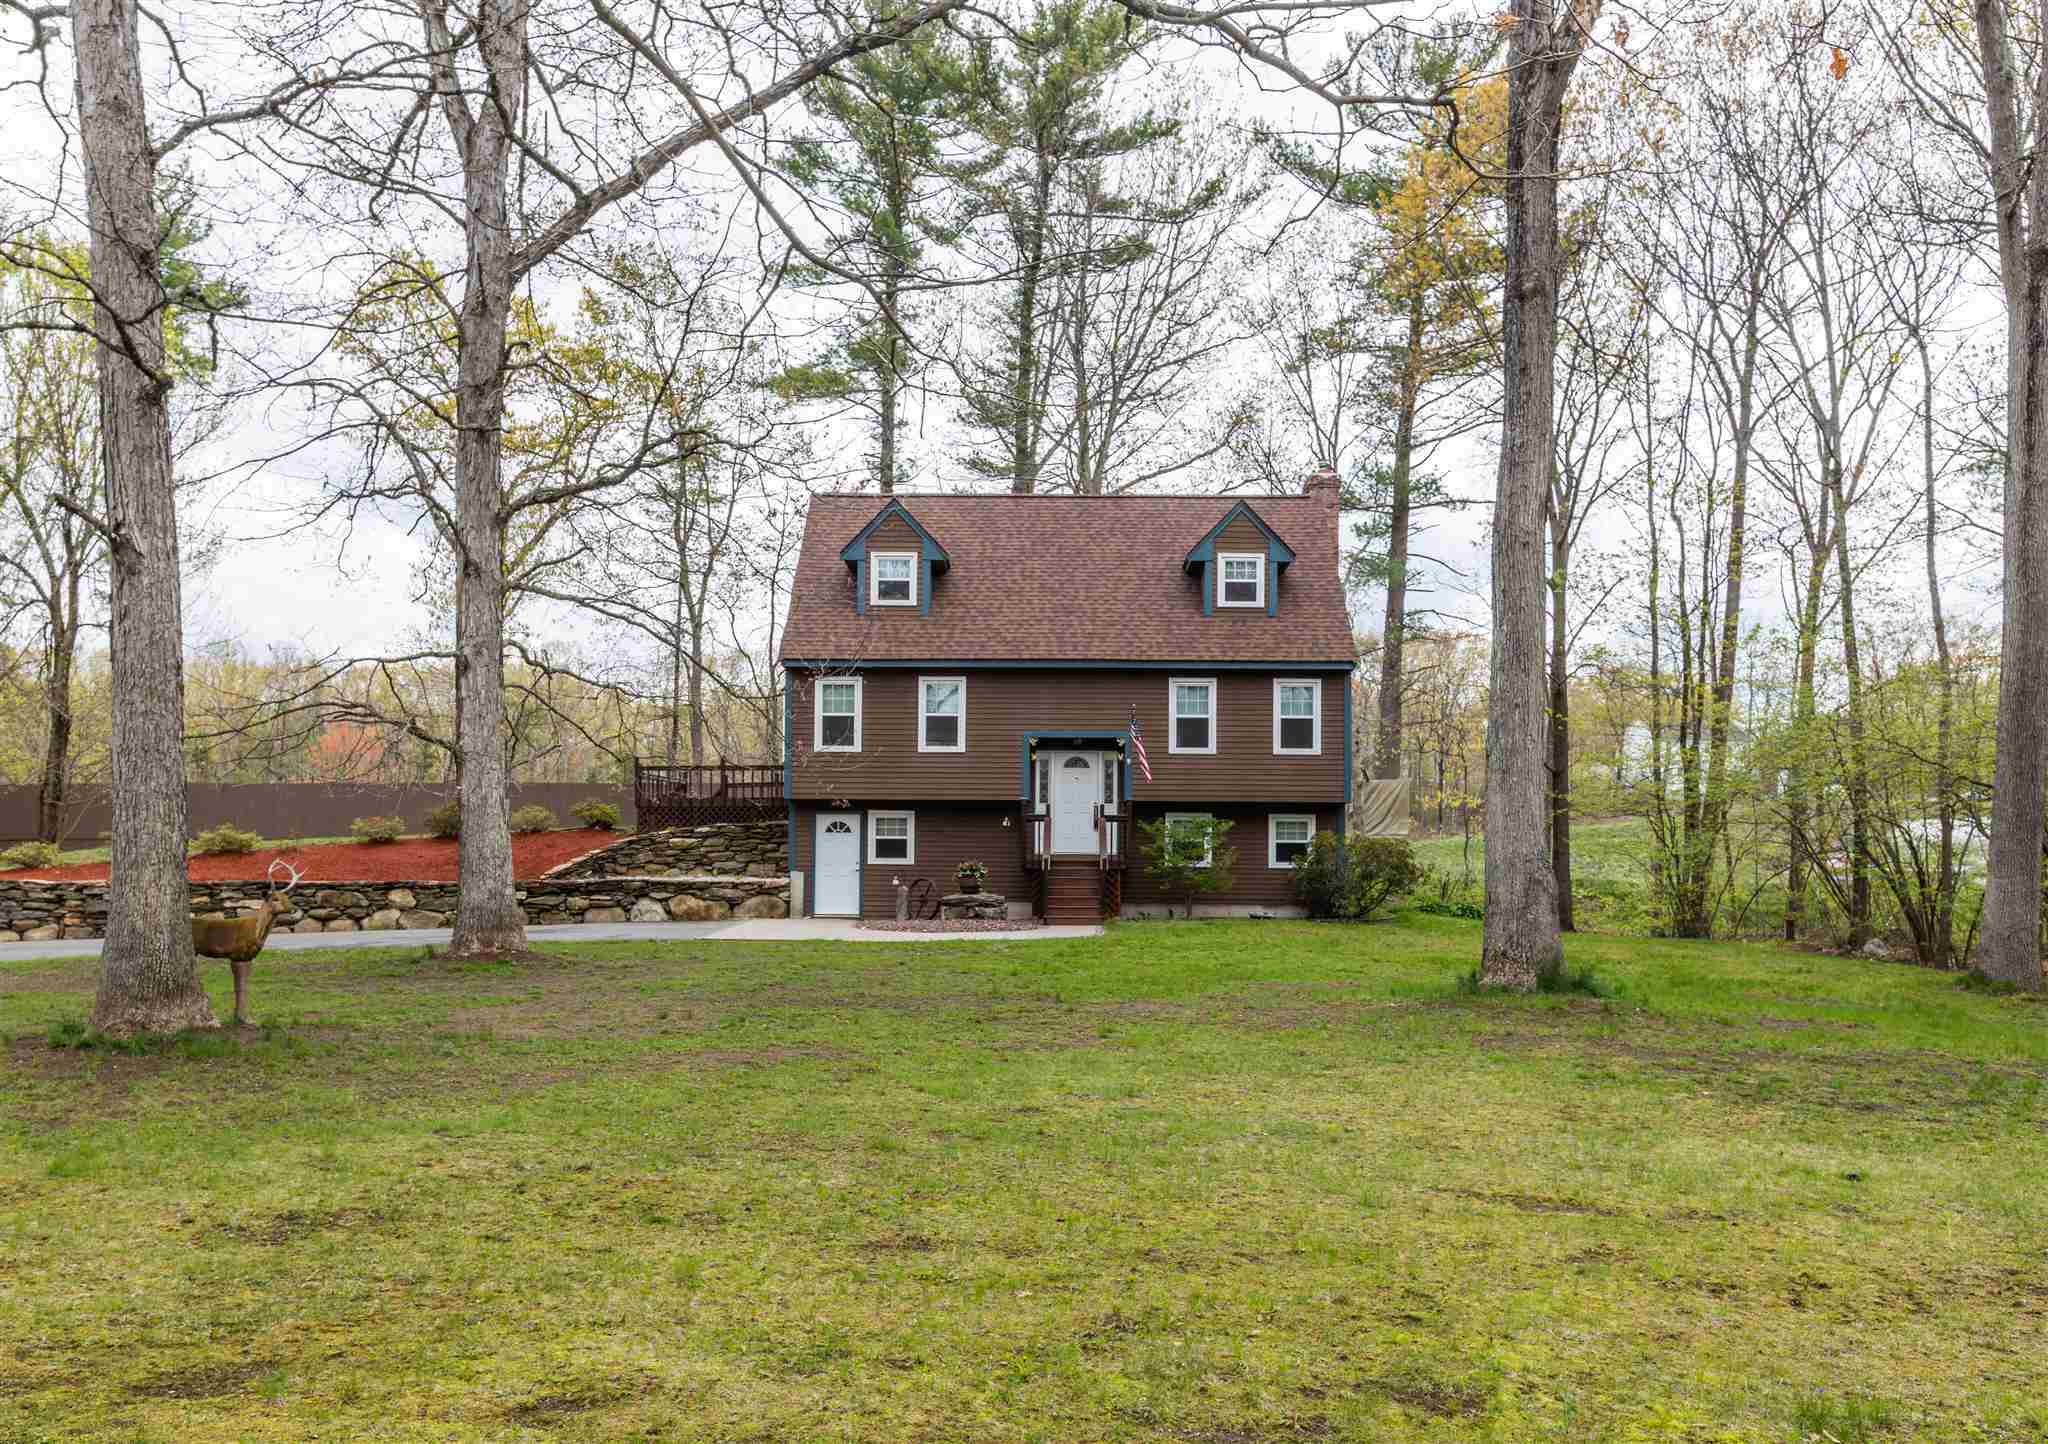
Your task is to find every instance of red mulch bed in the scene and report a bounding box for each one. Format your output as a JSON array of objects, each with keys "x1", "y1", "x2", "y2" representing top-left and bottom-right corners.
[{"x1": 2, "y1": 828, "x2": 622, "y2": 885}]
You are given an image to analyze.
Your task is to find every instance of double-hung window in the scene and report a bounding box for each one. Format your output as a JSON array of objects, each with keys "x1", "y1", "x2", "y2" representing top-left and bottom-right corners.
[
  {"x1": 1164, "y1": 812, "x2": 1214, "y2": 868},
  {"x1": 1218, "y1": 553, "x2": 1264, "y2": 607},
  {"x1": 919, "y1": 676, "x2": 966, "y2": 752},
  {"x1": 870, "y1": 551, "x2": 917, "y2": 606},
  {"x1": 815, "y1": 677, "x2": 862, "y2": 752},
  {"x1": 1269, "y1": 814, "x2": 1314, "y2": 868},
  {"x1": 869, "y1": 811, "x2": 915, "y2": 863},
  {"x1": 1273, "y1": 679, "x2": 1321, "y2": 755},
  {"x1": 1169, "y1": 677, "x2": 1216, "y2": 754}
]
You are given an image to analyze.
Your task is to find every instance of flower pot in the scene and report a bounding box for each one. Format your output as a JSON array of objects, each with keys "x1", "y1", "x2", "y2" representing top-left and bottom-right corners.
[{"x1": 958, "y1": 878, "x2": 982, "y2": 894}]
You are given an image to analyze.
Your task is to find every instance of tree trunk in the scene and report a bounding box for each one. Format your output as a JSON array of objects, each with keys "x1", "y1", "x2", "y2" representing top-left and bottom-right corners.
[
  {"x1": 37, "y1": 609, "x2": 75, "y2": 844},
  {"x1": 1972, "y1": 0, "x2": 2048, "y2": 990},
  {"x1": 1549, "y1": 509, "x2": 1574, "y2": 931},
  {"x1": 1481, "y1": 0, "x2": 1588, "y2": 987},
  {"x1": 1375, "y1": 295, "x2": 1422, "y2": 780},
  {"x1": 1784, "y1": 544, "x2": 1827, "y2": 942},
  {"x1": 1832, "y1": 488, "x2": 1872, "y2": 947},
  {"x1": 445, "y1": 0, "x2": 531, "y2": 958},
  {"x1": 1008, "y1": 164, "x2": 1052, "y2": 495},
  {"x1": 1921, "y1": 336, "x2": 1957, "y2": 968},
  {"x1": 75, "y1": 0, "x2": 215, "y2": 1035}
]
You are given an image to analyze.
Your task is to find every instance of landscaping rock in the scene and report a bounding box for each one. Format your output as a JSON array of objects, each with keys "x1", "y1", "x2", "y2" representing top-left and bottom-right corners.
[
  {"x1": 22, "y1": 925, "x2": 58, "y2": 941},
  {"x1": 386, "y1": 888, "x2": 418, "y2": 911},
  {"x1": 629, "y1": 899, "x2": 667, "y2": 923},
  {"x1": 399, "y1": 910, "x2": 445, "y2": 930},
  {"x1": 668, "y1": 895, "x2": 731, "y2": 922},
  {"x1": 585, "y1": 906, "x2": 628, "y2": 924},
  {"x1": 325, "y1": 918, "x2": 358, "y2": 932},
  {"x1": 292, "y1": 919, "x2": 325, "y2": 934},
  {"x1": 734, "y1": 894, "x2": 788, "y2": 919},
  {"x1": 364, "y1": 909, "x2": 402, "y2": 930}
]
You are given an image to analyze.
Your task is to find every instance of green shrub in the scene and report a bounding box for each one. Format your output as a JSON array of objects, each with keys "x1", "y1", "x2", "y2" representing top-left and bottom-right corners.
[
  {"x1": 509, "y1": 804, "x2": 557, "y2": 834},
  {"x1": 192, "y1": 823, "x2": 263, "y2": 856},
  {"x1": 1138, "y1": 815, "x2": 1236, "y2": 919},
  {"x1": 1293, "y1": 833, "x2": 1424, "y2": 920},
  {"x1": 422, "y1": 800, "x2": 461, "y2": 838},
  {"x1": 570, "y1": 798, "x2": 621, "y2": 830},
  {"x1": 350, "y1": 815, "x2": 405, "y2": 844},
  {"x1": 0, "y1": 841, "x2": 63, "y2": 870}
]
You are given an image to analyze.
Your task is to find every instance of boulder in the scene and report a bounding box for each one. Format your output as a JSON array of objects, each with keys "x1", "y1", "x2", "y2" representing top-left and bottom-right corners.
[
  {"x1": 325, "y1": 918, "x2": 358, "y2": 932},
  {"x1": 22, "y1": 925, "x2": 59, "y2": 941},
  {"x1": 398, "y1": 910, "x2": 446, "y2": 930},
  {"x1": 734, "y1": 894, "x2": 788, "y2": 919},
  {"x1": 585, "y1": 906, "x2": 628, "y2": 924},
  {"x1": 629, "y1": 899, "x2": 668, "y2": 923},
  {"x1": 61, "y1": 927, "x2": 94, "y2": 940},
  {"x1": 315, "y1": 889, "x2": 346, "y2": 909},
  {"x1": 667, "y1": 895, "x2": 731, "y2": 922},
  {"x1": 385, "y1": 888, "x2": 418, "y2": 911},
  {"x1": 0, "y1": 931, "x2": 18, "y2": 942},
  {"x1": 292, "y1": 919, "x2": 325, "y2": 934},
  {"x1": 363, "y1": 909, "x2": 402, "y2": 931}
]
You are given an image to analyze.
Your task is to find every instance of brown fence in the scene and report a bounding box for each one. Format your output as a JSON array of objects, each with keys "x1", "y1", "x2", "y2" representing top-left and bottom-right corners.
[
  {"x1": 633, "y1": 761, "x2": 784, "y2": 830},
  {"x1": 0, "y1": 781, "x2": 635, "y2": 845}
]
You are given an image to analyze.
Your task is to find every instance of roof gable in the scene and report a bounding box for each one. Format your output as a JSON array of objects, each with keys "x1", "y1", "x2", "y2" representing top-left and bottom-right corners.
[
  {"x1": 1182, "y1": 501, "x2": 1296, "y2": 573},
  {"x1": 839, "y1": 498, "x2": 950, "y2": 569}
]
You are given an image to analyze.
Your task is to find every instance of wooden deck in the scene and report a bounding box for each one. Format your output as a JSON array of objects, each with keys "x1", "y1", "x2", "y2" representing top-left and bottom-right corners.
[{"x1": 634, "y1": 761, "x2": 784, "y2": 830}]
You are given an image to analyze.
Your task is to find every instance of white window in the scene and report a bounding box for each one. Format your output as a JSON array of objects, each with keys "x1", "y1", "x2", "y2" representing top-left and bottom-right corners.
[
  {"x1": 1269, "y1": 814, "x2": 1315, "y2": 868},
  {"x1": 871, "y1": 551, "x2": 917, "y2": 606},
  {"x1": 1273, "y1": 679, "x2": 1321, "y2": 755},
  {"x1": 1164, "y1": 812, "x2": 1215, "y2": 868},
  {"x1": 814, "y1": 677, "x2": 862, "y2": 752},
  {"x1": 1169, "y1": 677, "x2": 1217, "y2": 754},
  {"x1": 918, "y1": 675, "x2": 966, "y2": 752},
  {"x1": 1218, "y1": 553, "x2": 1264, "y2": 607},
  {"x1": 869, "y1": 810, "x2": 915, "y2": 863}
]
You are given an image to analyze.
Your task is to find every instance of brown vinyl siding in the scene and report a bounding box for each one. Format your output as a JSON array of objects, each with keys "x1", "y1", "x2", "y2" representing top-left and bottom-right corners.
[
  {"x1": 864, "y1": 514, "x2": 922, "y2": 552},
  {"x1": 789, "y1": 668, "x2": 1345, "y2": 802},
  {"x1": 794, "y1": 800, "x2": 1335, "y2": 917},
  {"x1": 1121, "y1": 804, "x2": 1338, "y2": 912},
  {"x1": 794, "y1": 802, "x2": 1026, "y2": 918}
]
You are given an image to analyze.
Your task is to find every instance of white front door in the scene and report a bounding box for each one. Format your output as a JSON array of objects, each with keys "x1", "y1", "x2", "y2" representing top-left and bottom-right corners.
[
  {"x1": 1051, "y1": 752, "x2": 1099, "y2": 854},
  {"x1": 815, "y1": 814, "x2": 860, "y2": 915}
]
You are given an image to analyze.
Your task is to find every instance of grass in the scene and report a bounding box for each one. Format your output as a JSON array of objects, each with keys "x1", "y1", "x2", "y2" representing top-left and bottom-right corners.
[
  {"x1": 29, "y1": 834, "x2": 360, "y2": 867},
  {"x1": 3, "y1": 917, "x2": 2046, "y2": 1441}
]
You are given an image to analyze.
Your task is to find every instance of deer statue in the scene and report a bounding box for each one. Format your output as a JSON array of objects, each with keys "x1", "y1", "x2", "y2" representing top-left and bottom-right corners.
[{"x1": 190, "y1": 860, "x2": 302, "y2": 1025}]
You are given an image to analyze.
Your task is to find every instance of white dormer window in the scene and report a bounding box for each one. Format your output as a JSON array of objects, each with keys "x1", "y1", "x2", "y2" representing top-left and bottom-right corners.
[
  {"x1": 1218, "y1": 553, "x2": 1263, "y2": 607},
  {"x1": 871, "y1": 552, "x2": 917, "y2": 606}
]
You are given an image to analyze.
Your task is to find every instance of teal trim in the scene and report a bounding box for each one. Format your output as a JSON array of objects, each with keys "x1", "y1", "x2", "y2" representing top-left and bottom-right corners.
[
  {"x1": 784, "y1": 658, "x2": 1356, "y2": 673},
  {"x1": 1182, "y1": 500, "x2": 1297, "y2": 572},
  {"x1": 1266, "y1": 558, "x2": 1277, "y2": 617},
  {"x1": 781, "y1": 676, "x2": 793, "y2": 799},
  {"x1": 919, "y1": 556, "x2": 932, "y2": 617},
  {"x1": 839, "y1": 498, "x2": 951, "y2": 566},
  {"x1": 853, "y1": 558, "x2": 865, "y2": 616},
  {"x1": 1200, "y1": 560, "x2": 1214, "y2": 617},
  {"x1": 1341, "y1": 676, "x2": 1353, "y2": 804},
  {"x1": 1017, "y1": 728, "x2": 1130, "y2": 801}
]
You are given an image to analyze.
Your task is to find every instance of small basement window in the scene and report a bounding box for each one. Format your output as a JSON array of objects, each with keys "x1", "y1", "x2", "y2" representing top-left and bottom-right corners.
[
  {"x1": 1218, "y1": 553, "x2": 1263, "y2": 607},
  {"x1": 1269, "y1": 814, "x2": 1314, "y2": 868},
  {"x1": 1274, "y1": 679, "x2": 1321, "y2": 754},
  {"x1": 870, "y1": 810, "x2": 915, "y2": 863},
  {"x1": 871, "y1": 552, "x2": 917, "y2": 606},
  {"x1": 1164, "y1": 812, "x2": 1215, "y2": 868}
]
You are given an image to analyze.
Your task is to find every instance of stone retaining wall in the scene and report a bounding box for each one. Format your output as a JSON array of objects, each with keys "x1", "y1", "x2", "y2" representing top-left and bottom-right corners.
[
  {"x1": 546, "y1": 819, "x2": 787, "y2": 880},
  {"x1": 0, "y1": 873, "x2": 789, "y2": 942}
]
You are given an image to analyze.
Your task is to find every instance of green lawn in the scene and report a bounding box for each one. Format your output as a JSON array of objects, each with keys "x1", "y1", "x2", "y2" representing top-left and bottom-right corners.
[{"x1": 3, "y1": 920, "x2": 2044, "y2": 1442}]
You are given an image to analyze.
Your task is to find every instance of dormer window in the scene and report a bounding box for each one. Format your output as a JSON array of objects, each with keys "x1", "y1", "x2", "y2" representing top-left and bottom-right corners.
[
  {"x1": 872, "y1": 552, "x2": 917, "y2": 606},
  {"x1": 1218, "y1": 554, "x2": 1263, "y2": 607}
]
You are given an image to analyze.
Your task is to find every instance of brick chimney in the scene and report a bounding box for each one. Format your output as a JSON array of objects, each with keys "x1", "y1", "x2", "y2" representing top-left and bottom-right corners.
[{"x1": 1303, "y1": 464, "x2": 1339, "y2": 505}]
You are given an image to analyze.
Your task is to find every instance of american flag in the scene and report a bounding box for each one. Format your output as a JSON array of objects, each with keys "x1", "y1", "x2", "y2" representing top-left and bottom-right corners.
[{"x1": 1129, "y1": 711, "x2": 1152, "y2": 783}]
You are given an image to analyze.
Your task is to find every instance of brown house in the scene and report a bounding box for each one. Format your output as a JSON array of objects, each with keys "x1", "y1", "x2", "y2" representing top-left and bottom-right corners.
[{"x1": 778, "y1": 475, "x2": 1355, "y2": 922}]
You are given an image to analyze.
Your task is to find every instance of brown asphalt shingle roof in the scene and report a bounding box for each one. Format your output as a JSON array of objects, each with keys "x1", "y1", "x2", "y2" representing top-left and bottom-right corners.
[{"x1": 779, "y1": 491, "x2": 1355, "y2": 665}]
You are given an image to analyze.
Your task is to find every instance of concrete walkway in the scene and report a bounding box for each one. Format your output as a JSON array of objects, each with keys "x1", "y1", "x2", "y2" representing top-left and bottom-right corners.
[{"x1": 0, "y1": 918, "x2": 1103, "y2": 964}]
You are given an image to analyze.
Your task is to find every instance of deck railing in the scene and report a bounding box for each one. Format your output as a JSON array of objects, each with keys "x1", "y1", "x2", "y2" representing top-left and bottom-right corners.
[{"x1": 634, "y1": 760, "x2": 784, "y2": 830}]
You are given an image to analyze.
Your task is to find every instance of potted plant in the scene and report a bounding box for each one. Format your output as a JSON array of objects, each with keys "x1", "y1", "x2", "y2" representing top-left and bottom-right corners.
[{"x1": 956, "y1": 860, "x2": 989, "y2": 894}]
